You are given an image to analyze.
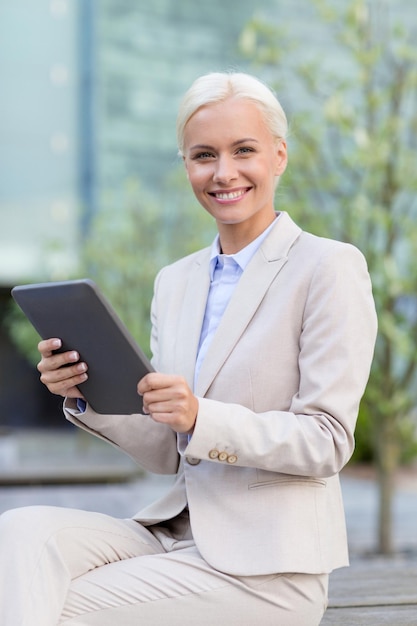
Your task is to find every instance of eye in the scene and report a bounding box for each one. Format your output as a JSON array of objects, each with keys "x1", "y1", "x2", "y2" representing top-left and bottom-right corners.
[
  {"x1": 236, "y1": 146, "x2": 255, "y2": 155},
  {"x1": 192, "y1": 151, "x2": 215, "y2": 160}
]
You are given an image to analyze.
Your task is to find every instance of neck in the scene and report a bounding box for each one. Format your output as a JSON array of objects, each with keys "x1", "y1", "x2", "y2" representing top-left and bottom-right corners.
[{"x1": 217, "y1": 213, "x2": 277, "y2": 254}]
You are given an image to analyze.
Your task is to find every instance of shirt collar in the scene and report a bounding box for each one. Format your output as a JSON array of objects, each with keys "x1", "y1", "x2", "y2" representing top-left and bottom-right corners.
[{"x1": 208, "y1": 214, "x2": 280, "y2": 281}]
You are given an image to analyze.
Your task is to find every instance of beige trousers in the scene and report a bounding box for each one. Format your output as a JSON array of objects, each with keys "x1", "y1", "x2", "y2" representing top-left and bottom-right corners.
[{"x1": 0, "y1": 505, "x2": 328, "y2": 626}]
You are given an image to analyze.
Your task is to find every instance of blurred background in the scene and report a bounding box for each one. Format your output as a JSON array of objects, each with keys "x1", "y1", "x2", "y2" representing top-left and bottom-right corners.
[{"x1": 0, "y1": 0, "x2": 416, "y2": 556}]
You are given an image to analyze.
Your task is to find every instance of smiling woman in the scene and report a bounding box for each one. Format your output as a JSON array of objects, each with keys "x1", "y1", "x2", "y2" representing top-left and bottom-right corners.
[{"x1": 0, "y1": 71, "x2": 377, "y2": 626}]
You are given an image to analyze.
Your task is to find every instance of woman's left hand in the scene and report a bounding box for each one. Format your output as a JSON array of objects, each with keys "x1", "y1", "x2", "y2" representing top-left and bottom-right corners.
[{"x1": 137, "y1": 373, "x2": 198, "y2": 434}]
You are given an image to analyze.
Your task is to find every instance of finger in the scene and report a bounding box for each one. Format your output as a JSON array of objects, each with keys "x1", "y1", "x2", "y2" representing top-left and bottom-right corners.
[
  {"x1": 47, "y1": 374, "x2": 87, "y2": 396},
  {"x1": 47, "y1": 380, "x2": 87, "y2": 399},
  {"x1": 38, "y1": 338, "x2": 62, "y2": 357},
  {"x1": 137, "y1": 373, "x2": 158, "y2": 394},
  {"x1": 40, "y1": 360, "x2": 87, "y2": 383},
  {"x1": 138, "y1": 373, "x2": 179, "y2": 394},
  {"x1": 40, "y1": 366, "x2": 88, "y2": 397},
  {"x1": 37, "y1": 350, "x2": 82, "y2": 374}
]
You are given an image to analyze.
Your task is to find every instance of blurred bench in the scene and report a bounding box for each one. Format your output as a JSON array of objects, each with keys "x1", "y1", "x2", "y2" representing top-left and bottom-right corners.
[{"x1": 320, "y1": 555, "x2": 417, "y2": 625}]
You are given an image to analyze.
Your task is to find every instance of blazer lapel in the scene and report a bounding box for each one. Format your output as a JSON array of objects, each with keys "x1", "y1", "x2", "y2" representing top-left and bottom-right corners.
[
  {"x1": 174, "y1": 248, "x2": 211, "y2": 388},
  {"x1": 195, "y1": 212, "x2": 302, "y2": 397}
]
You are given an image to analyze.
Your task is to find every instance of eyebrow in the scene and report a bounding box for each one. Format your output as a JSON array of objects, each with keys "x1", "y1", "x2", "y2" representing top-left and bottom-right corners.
[{"x1": 189, "y1": 138, "x2": 260, "y2": 151}]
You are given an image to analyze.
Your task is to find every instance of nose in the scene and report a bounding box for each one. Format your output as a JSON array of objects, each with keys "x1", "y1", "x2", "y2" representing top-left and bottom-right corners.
[{"x1": 213, "y1": 155, "x2": 238, "y2": 184}]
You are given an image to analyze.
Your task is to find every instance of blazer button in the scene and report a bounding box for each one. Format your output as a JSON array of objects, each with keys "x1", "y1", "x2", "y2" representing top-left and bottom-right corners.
[
  {"x1": 208, "y1": 449, "x2": 219, "y2": 460},
  {"x1": 186, "y1": 456, "x2": 201, "y2": 465},
  {"x1": 218, "y1": 451, "x2": 228, "y2": 462},
  {"x1": 227, "y1": 454, "x2": 238, "y2": 464}
]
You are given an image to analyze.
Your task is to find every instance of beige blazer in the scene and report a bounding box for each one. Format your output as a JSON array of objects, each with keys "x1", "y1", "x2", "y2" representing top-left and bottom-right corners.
[{"x1": 65, "y1": 212, "x2": 377, "y2": 576}]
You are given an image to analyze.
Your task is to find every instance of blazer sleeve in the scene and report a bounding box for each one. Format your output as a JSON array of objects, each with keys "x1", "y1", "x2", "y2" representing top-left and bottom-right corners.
[{"x1": 63, "y1": 399, "x2": 180, "y2": 475}]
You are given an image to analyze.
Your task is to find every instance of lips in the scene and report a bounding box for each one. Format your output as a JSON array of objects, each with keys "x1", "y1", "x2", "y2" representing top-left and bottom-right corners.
[{"x1": 209, "y1": 188, "x2": 250, "y2": 201}]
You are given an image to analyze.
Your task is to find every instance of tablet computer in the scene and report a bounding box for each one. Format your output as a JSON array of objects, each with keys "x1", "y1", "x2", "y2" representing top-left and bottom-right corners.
[{"x1": 11, "y1": 279, "x2": 154, "y2": 415}]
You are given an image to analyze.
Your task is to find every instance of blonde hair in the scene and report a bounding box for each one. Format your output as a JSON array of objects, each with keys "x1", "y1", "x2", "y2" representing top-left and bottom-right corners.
[{"x1": 176, "y1": 72, "x2": 288, "y2": 156}]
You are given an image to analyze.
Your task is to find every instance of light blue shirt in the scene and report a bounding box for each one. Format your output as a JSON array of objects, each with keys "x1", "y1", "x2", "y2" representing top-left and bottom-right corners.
[{"x1": 193, "y1": 216, "x2": 279, "y2": 390}]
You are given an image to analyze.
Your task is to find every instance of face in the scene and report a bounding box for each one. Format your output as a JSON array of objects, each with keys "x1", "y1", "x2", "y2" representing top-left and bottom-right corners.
[{"x1": 183, "y1": 97, "x2": 287, "y2": 240}]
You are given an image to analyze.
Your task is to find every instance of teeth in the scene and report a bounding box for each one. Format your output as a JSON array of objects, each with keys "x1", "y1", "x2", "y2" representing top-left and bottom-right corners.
[{"x1": 214, "y1": 190, "x2": 245, "y2": 200}]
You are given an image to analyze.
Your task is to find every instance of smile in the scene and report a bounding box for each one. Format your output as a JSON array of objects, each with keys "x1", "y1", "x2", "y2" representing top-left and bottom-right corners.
[{"x1": 210, "y1": 188, "x2": 250, "y2": 201}]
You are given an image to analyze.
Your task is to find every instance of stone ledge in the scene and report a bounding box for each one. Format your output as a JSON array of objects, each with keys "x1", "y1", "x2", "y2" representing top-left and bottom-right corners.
[{"x1": 0, "y1": 428, "x2": 143, "y2": 485}]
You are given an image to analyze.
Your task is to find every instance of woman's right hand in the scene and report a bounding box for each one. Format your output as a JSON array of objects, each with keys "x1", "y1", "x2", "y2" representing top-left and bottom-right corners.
[{"x1": 37, "y1": 338, "x2": 88, "y2": 399}]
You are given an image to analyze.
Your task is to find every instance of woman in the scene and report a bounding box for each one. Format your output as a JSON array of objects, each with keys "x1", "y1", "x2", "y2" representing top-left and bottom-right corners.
[{"x1": 0, "y1": 72, "x2": 377, "y2": 625}]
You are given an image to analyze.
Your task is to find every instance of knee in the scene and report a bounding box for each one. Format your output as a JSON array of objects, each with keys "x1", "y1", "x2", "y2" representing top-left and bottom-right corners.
[
  {"x1": 0, "y1": 505, "x2": 61, "y2": 540},
  {"x1": 0, "y1": 505, "x2": 34, "y2": 529},
  {"x1": 0, "y1": 506, "x2": 34, "y2": 542}
]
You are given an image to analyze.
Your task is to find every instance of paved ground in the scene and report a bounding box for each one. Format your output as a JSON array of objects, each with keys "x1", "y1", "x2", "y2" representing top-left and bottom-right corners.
[{"x1": 1, "y1": 428, "x2": 417, "y2": 624}]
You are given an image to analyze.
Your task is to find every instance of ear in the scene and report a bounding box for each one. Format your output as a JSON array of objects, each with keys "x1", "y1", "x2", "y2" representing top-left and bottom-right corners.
[
  {"x1": 183, "y1": 155, "x2": 190, "y2": 179},
  {"x1": 274, "y1": 140, "x2": 288, "y2": 177}
]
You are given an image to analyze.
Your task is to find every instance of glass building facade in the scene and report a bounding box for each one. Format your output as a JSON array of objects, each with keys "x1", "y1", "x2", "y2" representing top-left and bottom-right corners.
[{"x1": 0, "y1": 0, "x2": 80, "y2": 284}]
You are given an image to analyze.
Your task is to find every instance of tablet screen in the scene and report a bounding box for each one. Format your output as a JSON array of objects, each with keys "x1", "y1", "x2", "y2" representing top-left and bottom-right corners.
[{"x1": 12, "y1": 279, "x2": 153, "y2": 415}]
